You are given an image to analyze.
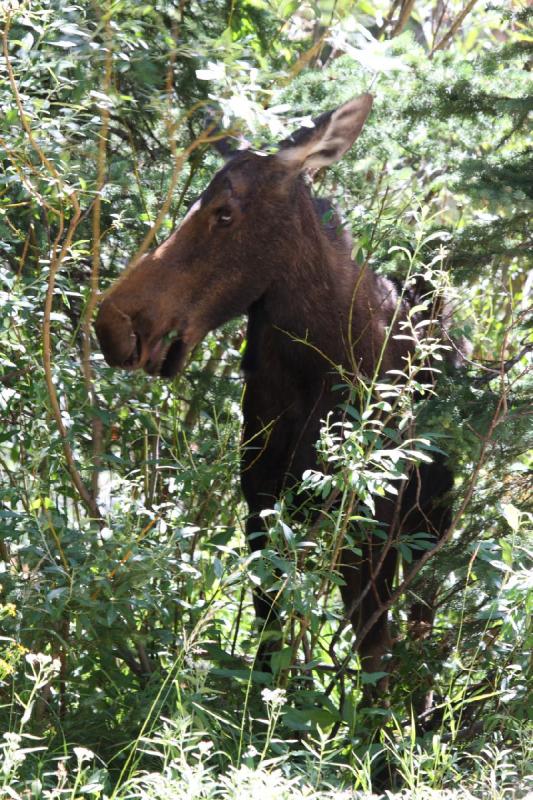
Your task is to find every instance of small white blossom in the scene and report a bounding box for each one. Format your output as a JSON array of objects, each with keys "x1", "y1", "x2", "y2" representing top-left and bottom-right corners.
[
  {"x1": 197, "y1": 740, "x2": 213, "y2": 755},
  {"x1": 73, "y1": 746, "x2": 95, "y2": 764},
  {"x1": 24, "y1": 652, "x2": 60, "y2": 673},
  {"x1": 3, "y1": 732, "x2": 22, "y2": 747},
  {"x1": 261, "y1": 687, "x2": 286, "y2": 706}
]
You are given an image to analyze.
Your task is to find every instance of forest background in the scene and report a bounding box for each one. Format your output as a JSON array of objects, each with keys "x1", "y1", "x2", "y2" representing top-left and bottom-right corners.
[{"x1": 0, "y1": 0, "x2": 531, "y2": 797}]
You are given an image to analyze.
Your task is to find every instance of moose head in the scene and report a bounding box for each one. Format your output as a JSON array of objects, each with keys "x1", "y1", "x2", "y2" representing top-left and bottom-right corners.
[{"x1": 94, "y1": 94, "x2": 373, "y2": 377}]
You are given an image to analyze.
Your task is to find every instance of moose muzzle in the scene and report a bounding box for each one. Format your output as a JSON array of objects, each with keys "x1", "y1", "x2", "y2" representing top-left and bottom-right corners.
[{"x1": 94, "y1": 299, "x2": 141, "y2": 370}]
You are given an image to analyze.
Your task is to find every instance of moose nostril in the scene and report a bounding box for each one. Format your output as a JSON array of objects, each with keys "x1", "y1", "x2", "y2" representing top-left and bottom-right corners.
[{"x1": 94, "y1": 300, "x2": 142, "y2": 369}]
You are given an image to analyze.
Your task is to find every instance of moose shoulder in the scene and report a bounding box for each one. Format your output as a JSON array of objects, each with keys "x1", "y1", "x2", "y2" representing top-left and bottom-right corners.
[{"x1": 95, "y1": 94, "x2": 454, "y2": 679}]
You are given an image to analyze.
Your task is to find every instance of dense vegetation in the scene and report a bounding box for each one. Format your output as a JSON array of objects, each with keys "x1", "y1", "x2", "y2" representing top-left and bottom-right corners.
[{"x1": 0, "y1": 0, "x2": 531, "y2": 797}]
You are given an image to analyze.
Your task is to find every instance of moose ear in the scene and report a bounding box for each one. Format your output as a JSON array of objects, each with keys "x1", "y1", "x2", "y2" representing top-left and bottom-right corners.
[{"x1": 276, "y1": 93, "x2": 373, "y2": 172}]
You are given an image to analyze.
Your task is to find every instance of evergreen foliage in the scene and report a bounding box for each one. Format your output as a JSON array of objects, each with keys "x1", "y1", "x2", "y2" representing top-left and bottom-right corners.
[{"x1": 0, "y1": 0, "x2": 531, "y2": 796}]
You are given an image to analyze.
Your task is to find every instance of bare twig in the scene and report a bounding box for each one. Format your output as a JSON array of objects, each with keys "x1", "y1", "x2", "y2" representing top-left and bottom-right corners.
[
  {"x1": 81, "y1": 7, "x2": 113, "y2": 500},
  {"x1": 391, "y1": 0, "x2": 416, "y2": 37},
  {"x1": 3, "y1": 12, "x2": 102, "y2": 521},
  {"x1": 430, "y1": 0, "x2": 480, "y2": 57}
]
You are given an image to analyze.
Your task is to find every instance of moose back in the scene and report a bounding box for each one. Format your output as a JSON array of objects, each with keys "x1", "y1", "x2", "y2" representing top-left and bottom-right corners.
[{"x1": 95, "y1": 94, "x2": 454, "y2": 675}]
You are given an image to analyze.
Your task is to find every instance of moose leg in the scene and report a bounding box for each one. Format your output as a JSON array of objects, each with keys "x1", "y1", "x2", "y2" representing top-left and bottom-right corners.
[
  {"x1": 400, "y1": 458, "x2": 453, "y2": 640},
  {"x1": 339, "y1": 506, "x2": 398, "y2": 694},
  {"x1": 398, "y1": 457, "x2": 454, "y2": 718},
  {"x1": 241, "y1": 448, "x2": 286, "y2": 668},
  {"x1": 339, "y1": 550, "x2": 395, "y2": 671},
  {"x1": 245, "y1": 511, "x2": 281, "y2": 628}
]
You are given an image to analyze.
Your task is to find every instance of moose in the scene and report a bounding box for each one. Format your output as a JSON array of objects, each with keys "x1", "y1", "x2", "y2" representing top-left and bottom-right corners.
[{"x1": 95, "y1": 94, "x2": 455, "y2": 680}]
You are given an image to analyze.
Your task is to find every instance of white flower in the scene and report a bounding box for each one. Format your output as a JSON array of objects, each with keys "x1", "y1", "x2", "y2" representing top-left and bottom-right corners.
[
  {"x1": 197, "y1": 740, "x2": 213, "y2": 755},
  {"x1": 3, "y1": 732, "x2": 22, "y2": 747},
  {"x1": 24, "y1": 652, "x2": 60, "y2": 674},
  {"x1": 73, "y1": 746, "x2": 95, "y2": 764},
  {"x1": 25, "y1": 652, "x2": 52, "y2": 667},
  {"x1": 261, "y1": 687, "x2": 286, "y2": 706}
]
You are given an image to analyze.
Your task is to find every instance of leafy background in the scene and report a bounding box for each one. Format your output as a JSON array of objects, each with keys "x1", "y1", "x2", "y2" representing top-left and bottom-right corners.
[{"x1": 0, "y1": 0, "x2": 531, "y2": 797}]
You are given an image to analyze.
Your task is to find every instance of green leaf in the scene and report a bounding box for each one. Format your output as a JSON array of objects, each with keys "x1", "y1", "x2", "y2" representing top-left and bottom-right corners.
[
  {"x1": 270, "y1": 646, "x2": 292, "y2": 674},
  {"x1": 501, "y1": 503, "x2": 521, "y2": 532}
]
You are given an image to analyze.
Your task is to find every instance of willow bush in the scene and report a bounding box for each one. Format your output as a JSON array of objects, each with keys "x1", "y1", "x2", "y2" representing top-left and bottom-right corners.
[{"x1": 0, "y1": 0, "x2": 531, "y2": 796}]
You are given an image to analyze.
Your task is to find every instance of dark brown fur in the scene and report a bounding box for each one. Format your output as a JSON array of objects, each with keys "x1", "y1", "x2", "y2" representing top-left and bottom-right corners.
[{"x1": 95, "y1": 95, "x2": 454, "y2": 677}]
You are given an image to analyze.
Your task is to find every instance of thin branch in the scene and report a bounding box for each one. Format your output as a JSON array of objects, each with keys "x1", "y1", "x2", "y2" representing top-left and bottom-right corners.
[
  {"x1": 391, "y1": 0, "x2": 416, "y2": 38},
  {"x1": 378, "y1": 0, "x2": 402, "y2": 37},
  {"x1": 429, "y1": 0, "x2": 480, "y2": 57},
  {"x1": 3, "y1": 11, "x2": 101, "y2": 521},
  {"x1": 473, "y1": 341, "x2": 533, "y2": 385},
  {"x1": 81, "y1": 8, "x2": 113, "y2": 500},
  {"x1": 3, "y1": 14, "x2": 77, "y2": 209}
]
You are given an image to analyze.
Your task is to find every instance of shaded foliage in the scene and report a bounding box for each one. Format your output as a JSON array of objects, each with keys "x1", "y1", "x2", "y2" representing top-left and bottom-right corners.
[{"x1": 0, "y1": 0, "x2": 531, "y2": 796}]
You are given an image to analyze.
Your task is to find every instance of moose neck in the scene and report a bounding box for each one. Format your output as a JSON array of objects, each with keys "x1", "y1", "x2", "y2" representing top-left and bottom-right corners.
[{"x1": 257, "y1": 188, "x2": 359, "y2": 374}]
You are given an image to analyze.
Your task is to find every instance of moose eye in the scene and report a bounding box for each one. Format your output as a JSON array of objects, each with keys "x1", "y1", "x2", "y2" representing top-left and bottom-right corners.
[{"x1": 215, "y1": 207, "x2": 233, "y2": 227}]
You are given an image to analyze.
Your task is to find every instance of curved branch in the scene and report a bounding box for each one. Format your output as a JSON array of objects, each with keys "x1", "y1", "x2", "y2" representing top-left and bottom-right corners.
[{"x1": 3, "y1": 10, "x2": 101, "y2": 521}]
